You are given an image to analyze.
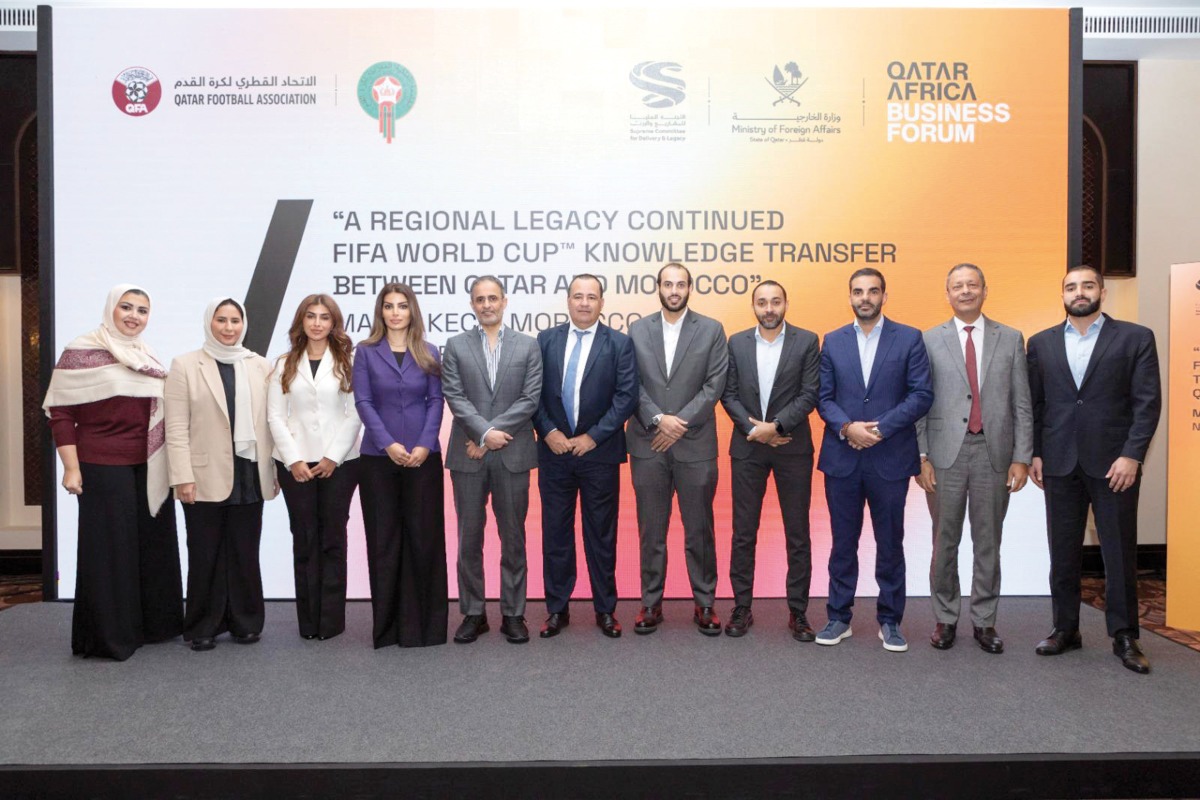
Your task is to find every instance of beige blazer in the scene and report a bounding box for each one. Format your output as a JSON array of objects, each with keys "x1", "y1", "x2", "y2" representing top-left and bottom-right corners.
[{"x1": 164, "y1": 349, "x2": 278, "y2": 502}]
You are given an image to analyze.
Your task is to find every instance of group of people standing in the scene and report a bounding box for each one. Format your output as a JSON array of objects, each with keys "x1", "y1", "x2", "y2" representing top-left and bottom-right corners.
[{"x1": 45, "y1": 260, "x2": 1160, "y2": 676}]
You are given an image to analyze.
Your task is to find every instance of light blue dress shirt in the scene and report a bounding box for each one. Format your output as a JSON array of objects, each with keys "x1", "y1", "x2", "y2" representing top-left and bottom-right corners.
[
  {"x1": 854, "y1": 316, "x2": 885, "y2": 387},
  {"x1": 1064, "y1": 315, "x2": 1105, "y2": 389}
]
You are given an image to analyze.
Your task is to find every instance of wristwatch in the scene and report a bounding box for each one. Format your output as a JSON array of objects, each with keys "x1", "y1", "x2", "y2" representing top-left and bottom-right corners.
[
  {"x1": 839, "y1": 422, "x2": 851, "y2": 438},
  {"x1": 651, "y1": 413, "x2": 663, "y2": 427},
  {"x1": 773, "y1": 419, "x2": 785, "y2": 436}
]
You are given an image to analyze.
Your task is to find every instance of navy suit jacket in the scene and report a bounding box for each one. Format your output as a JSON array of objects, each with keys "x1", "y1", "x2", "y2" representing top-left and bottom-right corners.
[
  {"x1": 534, "y1": 323, "x2": 639, "y2": 465},
  {"x1": 816, "y1": 318, "x2": 933, "y2": 480},
  {"x1": 1027, "y1": 314, "x2": 1161, "y2": 478}
]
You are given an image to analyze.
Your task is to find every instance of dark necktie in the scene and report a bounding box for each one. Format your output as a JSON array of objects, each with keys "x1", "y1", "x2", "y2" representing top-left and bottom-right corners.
[{"x1": 964, "y1": 325, "x2": 983, "y2": 434}]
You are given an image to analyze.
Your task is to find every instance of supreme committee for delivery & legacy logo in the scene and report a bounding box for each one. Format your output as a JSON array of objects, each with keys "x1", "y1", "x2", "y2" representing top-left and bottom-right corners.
[
  {"x1": 112, "y1": 67, "x2": 162, "y2": 116},
  {"x1": 358, "y1": 62, "x2": 418, "y2": 143}
]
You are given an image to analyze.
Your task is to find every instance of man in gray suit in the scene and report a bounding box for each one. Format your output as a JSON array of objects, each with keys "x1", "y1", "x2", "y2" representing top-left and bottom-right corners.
[
  {"x1": 627, "y1": 263, "x2": 729, "y2": 635},
  {"x1": 443, "y1": 275, "x2": 543, "y2": 644},
  {"x1": 720, "y1": 280, "x2": 821, "y2": 640},
  {"x1": 915, "y1": 263, "x2": 1032, "y2": 653}
]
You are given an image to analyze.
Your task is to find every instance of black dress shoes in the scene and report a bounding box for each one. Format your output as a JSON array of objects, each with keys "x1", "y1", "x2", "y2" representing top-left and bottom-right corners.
[
  {"x1": 930, "y1": 623, "x2": 957, "y2": 650},
  {"x1": 1035, "y1": 628, "x2": 1082, "y2": 655},
  {"x1": 973, "y1": 626, "x2": 1004, "y2": 654},
  {"x1": 694, "y1": 606, "x2": 721, "y2": 636},
  {"x1": 596, "y1": 612, "x2": 622, "y2": 638},
  {"x1": 1113, "y1": 631, "x2": 1151, "y2": 674},
  {"x1": 634, "y1": 606, "x2": 663, "y2": 635},
  {"x1": 453, "y1": 614, "x2": 489, "y2": 643},
  {"x1": 232, "y1": 632, "x2": 261, "y2": 645},
  {"x1": 301, "y1": 634, "x2": 318, "y2": 640},
  {"x1": 500, "y1": 616, "x2": 530, "y2": 644},
  {"x1": 788, "y1": 611, "x2": 815, "y2": 642},
  {"x1": 540, "y1": 611, "x2": 570, "y2": 638},
  {"x1": 724, "y1": 605, "x2": 753, "y2": 637},
  {"x1": 189, "y1": 637, "x2": 216, "y2": 652}
]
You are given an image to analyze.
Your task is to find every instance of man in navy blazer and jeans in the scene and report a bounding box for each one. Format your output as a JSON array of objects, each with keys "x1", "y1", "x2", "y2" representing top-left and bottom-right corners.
[
  {"x1": 1028, "y1": 265, "x2": 1161, "y2": 674},
  {"x1": 815, "y1": 268, "x2": 933, "y2": 652},
  {"x1": 535, "y1": 274, "x2": 639, "y2": 639}
]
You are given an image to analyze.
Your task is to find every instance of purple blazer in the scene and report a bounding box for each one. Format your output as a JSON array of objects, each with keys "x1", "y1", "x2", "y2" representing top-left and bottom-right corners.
[{"x1": 352, "y1": 339, "x2": 444, "y2": 456}]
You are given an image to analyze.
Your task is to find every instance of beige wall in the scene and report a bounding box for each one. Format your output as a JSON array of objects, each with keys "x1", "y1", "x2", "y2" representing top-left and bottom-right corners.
[
  {"x1": 1132, "y1": 60, "x2": 1200, "y2": 545},
  {"x1": 0, "y1": 275, "x2": 40, "y2": 548}
]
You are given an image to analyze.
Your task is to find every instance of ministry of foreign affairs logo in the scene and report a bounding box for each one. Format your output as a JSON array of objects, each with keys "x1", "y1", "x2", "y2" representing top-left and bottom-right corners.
[
  {"x1": 358, "y1": 62, "x2": 417, "y2": 143},
  {"x1": 112, "y1": 67, "x2": 162, "y2": 116}
]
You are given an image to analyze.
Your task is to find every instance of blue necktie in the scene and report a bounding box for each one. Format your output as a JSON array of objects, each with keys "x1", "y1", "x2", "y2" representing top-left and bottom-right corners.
[{"x1": 562, "y1": 330, "x2": 589, "y2": 433}]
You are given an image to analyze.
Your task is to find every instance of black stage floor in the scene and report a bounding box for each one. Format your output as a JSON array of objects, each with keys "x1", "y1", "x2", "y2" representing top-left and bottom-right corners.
[{"x1": 2, "y1": 598, "x2": 1199, "y2": 799}]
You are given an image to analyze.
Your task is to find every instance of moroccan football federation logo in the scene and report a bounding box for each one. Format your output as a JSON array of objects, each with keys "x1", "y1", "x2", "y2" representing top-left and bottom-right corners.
[
  {"x1": 112, "y1": 67, "x2": 162, "y2": 116},
  {"x1": 357, "y1": 62, "x2": 417, "y2": 143}
]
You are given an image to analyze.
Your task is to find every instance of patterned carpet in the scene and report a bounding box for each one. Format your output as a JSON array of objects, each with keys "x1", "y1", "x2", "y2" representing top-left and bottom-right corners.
[{"x1": 5, "y1": 573, "x2": 1199, "y2": 650}]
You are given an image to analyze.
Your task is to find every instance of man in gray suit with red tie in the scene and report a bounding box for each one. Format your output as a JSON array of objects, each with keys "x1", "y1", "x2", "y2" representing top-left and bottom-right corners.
[
  {"x1": 442, "y1": 276, "x2": 543, "y2": 645},
  {"x1": 627, "y1": 263, "x2": 728, "y2": 635},
  {"x1": 720, "y1": 280, "x2": 820, "y2": 640},
  {"x1": 915, "y1": 263, "x2": 1032, "y2": 654}
]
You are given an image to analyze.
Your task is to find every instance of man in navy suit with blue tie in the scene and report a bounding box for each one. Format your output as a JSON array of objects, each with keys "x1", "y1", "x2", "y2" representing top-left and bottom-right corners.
[
  {"x1": 815, "y1": 268, "x2": 933, "y2": 652},
  {"x1": 535, "y1": 274, "x2": 639, "y2": 638}
]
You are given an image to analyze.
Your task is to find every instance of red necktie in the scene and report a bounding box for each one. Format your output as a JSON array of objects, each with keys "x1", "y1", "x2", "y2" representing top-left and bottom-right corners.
[{"x1": 964, "y1": 325, "x2": 983, "y2": 434}]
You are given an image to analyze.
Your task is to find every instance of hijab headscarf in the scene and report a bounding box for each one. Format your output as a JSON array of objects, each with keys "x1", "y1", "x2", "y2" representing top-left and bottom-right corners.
[
  {"x1": 202, "y1": 297, "x2": 258, "y2": 461},
  {"x1": 42, "y1": 284, "x2": 170, "y2": 515}
]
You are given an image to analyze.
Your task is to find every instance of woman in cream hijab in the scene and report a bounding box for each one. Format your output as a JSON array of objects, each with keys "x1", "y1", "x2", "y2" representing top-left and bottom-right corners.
[
  {"x1": 164, "y1": 297, "x2": 276, "y2": 652},
  {"x1": 44, "y1": 284, "x2": 183, "y2": 661}
]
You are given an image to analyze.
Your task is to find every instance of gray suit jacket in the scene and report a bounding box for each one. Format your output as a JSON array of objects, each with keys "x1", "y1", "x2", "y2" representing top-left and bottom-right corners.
[
  {"x1": 626, "y1": 310, "x2": 728, "y2": 462},
  {"x1": 442, "y1": 328, "x2": 543, "y2": 473},
  {"x1": 916, "y1": 317, "x2": 1033, "y2": 472},
  {"x1": 721, "y1": 324, "x2": 820, "y2": 459}
]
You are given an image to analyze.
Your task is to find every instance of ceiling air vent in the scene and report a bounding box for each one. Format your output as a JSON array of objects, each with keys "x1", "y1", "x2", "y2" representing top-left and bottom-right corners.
[
  {"x1": 1084, "y1": 9, "x2": 1200, "y2": 38},
  {"x1": 0, "y1": 6, "x2": 36, "y2": 31}
]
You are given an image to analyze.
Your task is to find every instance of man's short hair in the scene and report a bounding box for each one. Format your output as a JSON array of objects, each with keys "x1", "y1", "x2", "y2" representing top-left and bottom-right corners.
[
  {"x1": 752, "y1": 279, "x2": 787, "y2": 302},
  {"x1": 657, "y1": 262, "x2": 693, "y2": 286},
  {"x1": 946, "y1": 263, "x2": 986, "y2": 288},
  {"x1": 568, "y1": 273, "x2": 605, "y2": 298},
  {"x1": 848, "y1": 267, "x2": 886, "y2": 293},
  {"x1": 1064, "y1": 264, "x2": 1103, "y2": 288},
  {"x1": 468, "y1": 275, "x2": 506, "y2": 297}
]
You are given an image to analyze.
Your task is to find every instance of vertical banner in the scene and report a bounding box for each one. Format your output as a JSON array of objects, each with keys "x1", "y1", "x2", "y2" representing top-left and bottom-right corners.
[
  {"x1": 1167, "y1": 261, "x2": 1200, "y2": 631},
  {"x1": 50, "y1": 7, "x2": 1071, "y2": 600}
]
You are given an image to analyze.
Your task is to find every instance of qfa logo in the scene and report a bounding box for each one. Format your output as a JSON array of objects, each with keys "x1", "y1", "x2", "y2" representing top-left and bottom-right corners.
[
  {"x1": 630, "y1": 62, "x2": 685, "y2": 109},
  {"x1": 112, "y1": 67, "x2": 162, "y2": 116},
  {"x1": 358, "y1": 61, "x2": 417, "y2": 144},
  {"x1": 766, "y1": 62, "x2": 807, "y2": 107}
]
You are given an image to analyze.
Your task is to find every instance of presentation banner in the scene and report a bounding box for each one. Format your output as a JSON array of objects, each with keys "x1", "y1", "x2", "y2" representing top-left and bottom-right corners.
[
  {"x1": 1167, "y1": 262, "x2": 1200, "y2": 632},
  {"x1": 50, "y1": 7, "x2": 1071, "y2": 600}
]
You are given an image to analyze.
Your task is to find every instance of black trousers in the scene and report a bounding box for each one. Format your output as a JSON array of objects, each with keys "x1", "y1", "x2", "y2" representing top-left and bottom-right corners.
[
  {"x1": 359, "y1": 453, "x2": 448, "y2": 648},
  {"x1": 275, "y1": 459, "x2": 360, "y2": 638},
  {"x1": 181, "y1": 500, "x2": 265, "y2": 641},
  {"x1": 729, "y1": 450, "x2": 813, "y2": 613},
  {"x1": 1045, "y1": 464, "x2": 1141, "y2": 637},
  {"x1": 540, "y1": 456, "x2": 620, "y2": 615},
  {"x1": 73, "y1": 462, "x2": 183, "y2": 661}
]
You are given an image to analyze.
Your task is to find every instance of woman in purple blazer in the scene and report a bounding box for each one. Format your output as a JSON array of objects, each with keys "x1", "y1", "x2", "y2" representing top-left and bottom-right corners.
[{"x1": 353, "y1": 282, "x2": 447, "y2": 647}]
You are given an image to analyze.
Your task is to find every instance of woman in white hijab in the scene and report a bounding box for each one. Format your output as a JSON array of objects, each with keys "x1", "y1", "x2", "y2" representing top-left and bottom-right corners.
[
  {"x1": 44, "y1": 284, "x2": 183, "y2": 661},
  {"x1": 164, "y1": 297, "x2": 276, "y2": 652}
]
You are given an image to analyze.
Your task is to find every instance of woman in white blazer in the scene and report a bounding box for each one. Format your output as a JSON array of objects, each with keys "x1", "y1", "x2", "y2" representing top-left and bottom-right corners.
[
  {"x1": 267, "y1": 294, "x2": 361, "y2": 640},
  {"x1": 165, "y1": 297, "x2": 277, "y2": 652}
]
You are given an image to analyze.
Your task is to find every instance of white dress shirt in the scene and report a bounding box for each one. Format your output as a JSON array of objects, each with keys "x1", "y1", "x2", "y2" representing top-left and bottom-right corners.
[
  {"x1": 954, "y1": 314, "x2": 986, "y2": 389},
  {"x1": 754, "y1": 322, "x2": 786, "y2": 419},
  {"x1": 854, "y1": 315, "x2": 885, "y2": 387},
  {"x1": 662, "y1": 308, "x2": 688, "y2": 379}
]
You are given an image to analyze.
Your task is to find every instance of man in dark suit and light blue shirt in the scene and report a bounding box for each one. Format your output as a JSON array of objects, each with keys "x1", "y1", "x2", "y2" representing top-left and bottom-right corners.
[
  {"x1": 720, "y1": 280, "x2": 821, "y2": 640},
  {"x1": 535, "y1": 274, "x2": 639, "y2": 639},
  {"x1": 1028, "y1": 265, "x2": 1161, "y2": 674},
  {"x1": 442, "y1": 276, "x2": 543, "y2": 645},
  {"x1": 815, "y1": 268, "x2": 933, "y2": 652},
  {"x1": 915, "y1": 263, "x2": 1032, "y2": 654},
  {"x1": 627, "y1": 263, "x2": 729, "y2": 635}
]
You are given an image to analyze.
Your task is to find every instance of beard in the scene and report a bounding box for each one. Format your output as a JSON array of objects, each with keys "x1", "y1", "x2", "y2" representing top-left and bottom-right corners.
[
  {"x1": 756, "y1": 312, "x2": 783, "y2": 330},
  {"x1": 659, "y1": 289, "x2": 689, "y2": 313},
  {"x1": 853, "y1": 301, "x2": 881, "y2": 322},
  {"x1": 1064, "y1": 297, "x2": 1101, "y2": 317}
]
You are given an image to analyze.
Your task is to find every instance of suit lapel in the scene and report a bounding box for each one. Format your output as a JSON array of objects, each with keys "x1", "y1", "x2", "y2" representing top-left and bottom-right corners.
[
  {"x1": 492, "y1": 330, "x2": 516, "y2": 393},
  {"x1": 742, "y1": 330, "x2": 762, "y2": 411},
  {"x1": 649, "y1": 314, "x2": 669, "y2": 380},
  {"x1": 579, "y1": 325, "x2": 606, "y2": 387},
  {"x1": 1079, "y1": 314, "x2": 1117, "y2": 391},
  {"x1": 980, "y1": 320, "x2": 1000, "y2": 387},
  {"x1": 667, "y1": 313, "x2": 699, "y2": 380},
  {"x1": 764, "y1": 325, "x2": 796, "y2": 412},
  {"x1": 1045, "y1": 324, "x2": 1073, "y2": 393},
  {"x1": 198, "y1": 354, "x2": 230, "y2": 421},
  {"x1": 940, "y1": 321, "x2": 969, "y2": 387},
  {"x1": 865, "y1": 322, "x2": 896, "y2": 396},
  {"x1": 547, "y1": 325, "x2": 568, "y2": 398},
  {"x1": 467, "y1": 331, "x2": 489, "y2": 388}
]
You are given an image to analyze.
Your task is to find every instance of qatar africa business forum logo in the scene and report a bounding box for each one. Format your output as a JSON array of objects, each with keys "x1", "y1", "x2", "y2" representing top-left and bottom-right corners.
[{"x1": 358, "y1": 61, "x2": 417, "y2": 143}]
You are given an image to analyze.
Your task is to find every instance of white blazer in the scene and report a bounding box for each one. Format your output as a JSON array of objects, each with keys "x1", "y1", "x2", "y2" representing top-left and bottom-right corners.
[{"x1": 267, "y1": 349, "x2": 361, "y2": 467}]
